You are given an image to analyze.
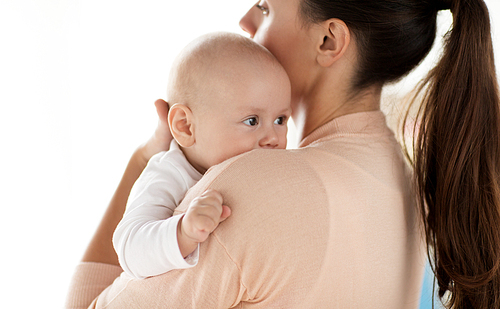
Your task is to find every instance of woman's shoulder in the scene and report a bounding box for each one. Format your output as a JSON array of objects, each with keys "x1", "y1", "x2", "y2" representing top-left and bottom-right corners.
[
  {"x1": 207, "y1": 148, "x2": 320, "y2": 186},
  {"x1": 214, "y1": 147, "x2": 301, "y2": 171},
  {"x1": 174, "y1": 148, "x2": 323, "y2": 214}
]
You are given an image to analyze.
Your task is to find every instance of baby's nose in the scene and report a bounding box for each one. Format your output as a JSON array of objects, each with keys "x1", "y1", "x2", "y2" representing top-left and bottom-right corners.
[{"x1": 259, "y1": 129, "x2": 279, "y2": 149}]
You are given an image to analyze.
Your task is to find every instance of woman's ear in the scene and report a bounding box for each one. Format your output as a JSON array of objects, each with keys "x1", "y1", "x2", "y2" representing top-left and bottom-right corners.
[
  {"x1": 316, "y1": 18, "x2": 350, "y2": 68},
  {"x1": 168, "y1": 103, "x2": 195, "y2": 147}
]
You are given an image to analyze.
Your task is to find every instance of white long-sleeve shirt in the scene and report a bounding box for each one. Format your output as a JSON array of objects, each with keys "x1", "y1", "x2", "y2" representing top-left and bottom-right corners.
[{"x1": 113, "y1": 140, "x2": 203, "y2": 279}]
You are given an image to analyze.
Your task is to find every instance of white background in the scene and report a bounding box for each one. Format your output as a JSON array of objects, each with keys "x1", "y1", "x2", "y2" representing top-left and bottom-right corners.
[{"x1": 0, "y1": 0, "x2": 498, "y2": 308}]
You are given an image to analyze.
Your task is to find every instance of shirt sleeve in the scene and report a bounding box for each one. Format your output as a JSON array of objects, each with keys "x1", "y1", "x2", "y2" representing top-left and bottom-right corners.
[
  {"x1": 112, "y1": 141, "x2": 202, "y2": 279},
  {"x1": 65, "y1": 262, "x2": 123, "y2": 309}
]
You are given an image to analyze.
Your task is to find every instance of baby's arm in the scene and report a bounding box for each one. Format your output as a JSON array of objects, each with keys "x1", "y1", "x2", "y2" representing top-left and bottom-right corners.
[
  {"x1": 113, "y1": 142, "x2": 202, "y2": 279},
  {"x1": 177, "y1": 190, "x2": 231, "y2": 257}
]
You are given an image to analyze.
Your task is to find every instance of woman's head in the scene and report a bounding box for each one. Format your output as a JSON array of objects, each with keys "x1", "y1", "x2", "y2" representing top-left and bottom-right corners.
[
  {"x1": 239, "y1": 0, "x2": 328, "y2": 106},
  {"x1": 240, "y1": 0, "x2": 441, "y2": 94},
  {"x1": 300, "y1": 0, "x2": 440, "y2": 89}
]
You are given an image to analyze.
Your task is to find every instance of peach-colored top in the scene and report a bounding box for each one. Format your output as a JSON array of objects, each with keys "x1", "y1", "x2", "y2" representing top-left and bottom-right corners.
[{"x1": 66, "y1": 111, "x2": 426, "y2": 309}]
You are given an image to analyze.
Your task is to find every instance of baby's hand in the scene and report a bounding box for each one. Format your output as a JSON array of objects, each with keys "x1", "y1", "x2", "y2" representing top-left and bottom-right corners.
[{"x1": 177, "y1": 190, "x2": 231, "y2": 257}]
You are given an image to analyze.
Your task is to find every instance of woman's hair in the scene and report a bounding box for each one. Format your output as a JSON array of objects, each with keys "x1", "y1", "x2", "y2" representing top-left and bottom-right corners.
[{"x1": 300, "y1": 0, "x2": 500, "y2": 308}]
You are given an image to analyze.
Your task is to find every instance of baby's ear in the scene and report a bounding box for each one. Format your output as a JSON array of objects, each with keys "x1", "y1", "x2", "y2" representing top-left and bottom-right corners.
[{"x1": 168, "y1": 103, "x2": 195, "y2": 147}]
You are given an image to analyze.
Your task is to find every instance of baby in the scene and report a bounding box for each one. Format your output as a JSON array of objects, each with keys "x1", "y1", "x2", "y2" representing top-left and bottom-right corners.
[{"x1": 113, "y1": 32, "x2": 291, "y2": 279}]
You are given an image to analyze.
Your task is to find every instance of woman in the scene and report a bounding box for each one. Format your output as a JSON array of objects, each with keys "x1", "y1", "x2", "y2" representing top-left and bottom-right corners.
[{"x1": 66, "y1": 0, "x2": 500, "y2": 308}]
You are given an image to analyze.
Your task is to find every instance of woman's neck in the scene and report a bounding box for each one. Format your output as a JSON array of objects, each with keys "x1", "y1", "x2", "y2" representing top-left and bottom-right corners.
[{"x1": 292, "y1": 85, "x2": 382, "y2": 142}]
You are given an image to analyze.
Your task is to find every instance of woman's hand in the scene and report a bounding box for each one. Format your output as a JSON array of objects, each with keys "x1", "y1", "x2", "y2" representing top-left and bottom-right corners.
[
  {"x1": 138, "y1": 99, "x2": 174, "y2": 165},
  {"x1": 81, "y1": 99, "x2": 173, "y2": 266},
  {"x1": 177, "y1": 189, "x2": 232, "y2": 257}
]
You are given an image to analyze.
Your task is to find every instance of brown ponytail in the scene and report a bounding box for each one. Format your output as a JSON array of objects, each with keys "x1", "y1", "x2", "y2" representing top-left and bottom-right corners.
[
  {"x1": 300, "y1": 0, "x2": 500, "y2": 307},
  {"x1": 406, "y1": 0, "x2": 500, "y2": 307}
]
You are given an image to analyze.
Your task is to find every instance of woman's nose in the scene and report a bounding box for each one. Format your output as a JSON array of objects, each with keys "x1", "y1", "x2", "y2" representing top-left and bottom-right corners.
[{"x1": 239, "y1": 7, "x2": 257, "y2": 38}]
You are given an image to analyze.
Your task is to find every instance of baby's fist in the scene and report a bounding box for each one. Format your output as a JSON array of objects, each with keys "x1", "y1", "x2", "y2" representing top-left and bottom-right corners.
[{"x1": 177, "y1": 190, "x2": 231, "y2": 257}]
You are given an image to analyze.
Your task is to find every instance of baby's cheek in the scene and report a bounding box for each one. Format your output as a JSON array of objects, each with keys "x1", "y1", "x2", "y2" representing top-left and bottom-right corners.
[
  {"x1": 280, "y1": 133, "x2": 288, "y2": 149},
  {"x1": 220, "y1": 147, "x2": 249, "y2": 164},
  {"x1": 212, "y1": 152, "x2": 237, "y2": 167}
]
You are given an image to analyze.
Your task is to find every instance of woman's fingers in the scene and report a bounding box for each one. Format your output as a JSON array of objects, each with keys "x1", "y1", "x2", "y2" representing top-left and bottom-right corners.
[
  {"x1": 154, "y1": 99, "x2": 169, "y2": 124},
  {"x1": 139, "y1": 99, "x2": 174, "y2": 163}
]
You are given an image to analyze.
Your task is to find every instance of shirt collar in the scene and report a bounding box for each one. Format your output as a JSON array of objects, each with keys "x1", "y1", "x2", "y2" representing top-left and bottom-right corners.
[{"x1": 298, "y1": 111, "x2": 388, "y2": 148}]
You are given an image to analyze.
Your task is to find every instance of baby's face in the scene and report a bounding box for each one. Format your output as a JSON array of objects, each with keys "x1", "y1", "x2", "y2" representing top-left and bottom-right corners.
[{"x1": 190, "y1": 62, "x2": 291, "y2": 172}]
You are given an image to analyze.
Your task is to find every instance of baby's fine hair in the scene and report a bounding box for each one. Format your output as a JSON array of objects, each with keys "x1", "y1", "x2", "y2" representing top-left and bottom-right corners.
[{"x1": 166, "y1": 32, "x2": 282, "y2": 108}]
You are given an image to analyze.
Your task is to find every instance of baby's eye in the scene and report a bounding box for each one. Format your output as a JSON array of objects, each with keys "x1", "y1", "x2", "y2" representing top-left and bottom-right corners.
[
  {"x1": 255, "y1": 2, "x2": 269, "y2": 15},
  {"x1": 243, "y1": 117, "x2": 259, "y2": 126},
  {"x1": 274, "y1": 116, "x2": 287, "y2": 125}
]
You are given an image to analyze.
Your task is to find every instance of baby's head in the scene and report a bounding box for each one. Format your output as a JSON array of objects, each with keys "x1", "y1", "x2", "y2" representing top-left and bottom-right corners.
[{"x1": 166, "y1": 32, "x2": 291, "y2": 173}]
